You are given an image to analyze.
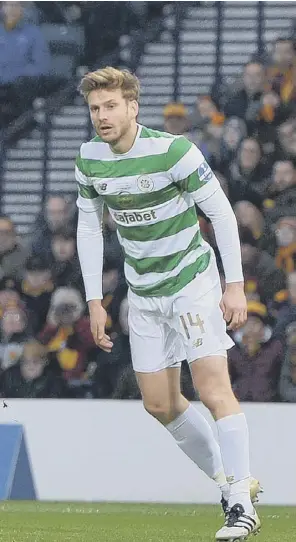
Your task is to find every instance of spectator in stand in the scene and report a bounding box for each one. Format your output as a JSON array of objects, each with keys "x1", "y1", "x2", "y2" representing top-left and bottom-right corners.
[
  {"x1": 264, "y1": 161, "x2": 296, "y2": 219},
  {"x1": 223, "y1": 60, "x2": 291, "y2": 152},
  {"x1": 266, "y1": 37, "x2": 296, "y2": 109},
  {"x1": 218, "y1": 117, "x2": 247, "y2": 174},
  {"x1": 0, "y1": 339, "x2": 66, "y2": 398},
  {"x1": 188, "y1": 96, "x2": 225, "y2": 163},
  {"x1": 0, "y1": 216, "x2": 28, "y2": 282},
  {"x1": 163, "y1": 103, "x2": 189, "y2": 135},
  {"x1": 224, "y1": 62, "x2": 266, "y2": 133},
  {"x1": 45, "y1": 227, "x2": 83, "y2": 294},
  {"x1": 0, "y1": 303, "x2": 31, "y2": 371},
  {"x1": 0, "y1": 286, "x2": 22, "y2": 315},
  {"x1": 277, "y1": 117, "x2": 296, "y2": 165},
  {"x1": 190, "y1": 95, "x2": 225, "y2": 132},
  {"x1": 227, "y1": 138, "x2": 270, "y2": 208},
  {"x1": 279, "y1": 321, "x2": 296, "y2": 403},
  {"x1": 17, "y1": 256, "x2": 54, "y2": 334},
  {"x1": 274, "y1": 271, "x2": 296, "y2": 339},
  {"x1": 0, "y1": 1, "x2": 51, "y2": 126},
  {"x1": 234, "y1": 201, "x2": 265, "y2": 242},
  {"x1": 38, "y1": 287, "x2": 96, "y2": 382},
  {"x1": 240, "y1": 226, "x2": 287, "y2": 307},
  {"x1": 234, "y1": 200, "x2": 277, "y2": 257},
  {"x1": 275, "y1": 216, "x2": 296, "y2": 273},
  {"x1": 31, "y1": 195, "x2": 77, "y2": 259},
  {"x1": 228, "y1": 301, "x2": 283, "y2": 402}
]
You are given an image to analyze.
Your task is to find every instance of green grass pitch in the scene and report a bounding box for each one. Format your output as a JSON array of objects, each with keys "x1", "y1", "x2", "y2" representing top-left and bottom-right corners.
[{"x1": 0, "y1": 502, "x2": 294, "y2": 541}]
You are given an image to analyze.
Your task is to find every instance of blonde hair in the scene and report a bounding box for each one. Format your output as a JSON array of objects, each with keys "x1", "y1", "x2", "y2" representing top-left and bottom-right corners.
[{"x1": 78, "y1": 66, "x2": 140, "y2": 102}]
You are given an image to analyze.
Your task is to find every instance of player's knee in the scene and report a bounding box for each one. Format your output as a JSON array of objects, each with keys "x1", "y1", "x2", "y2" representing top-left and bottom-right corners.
[
  {"x1": 199, "y1": 388, "x2": 236, "y2": 416},
  {"x1": 143, "y1": 400, "x2": 178, "y2": 425}
]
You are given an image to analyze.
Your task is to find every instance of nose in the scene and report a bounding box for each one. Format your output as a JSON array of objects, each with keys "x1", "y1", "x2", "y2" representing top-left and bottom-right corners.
[{"x1": 98, "y1": 108, "x2": 108, "y2": 123}]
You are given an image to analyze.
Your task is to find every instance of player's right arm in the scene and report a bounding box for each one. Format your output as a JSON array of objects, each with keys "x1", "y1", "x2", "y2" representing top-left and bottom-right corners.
[
  {"x1": 168, "y1": 137, "x2": 246, "y2": 330},
  {"x1": 76, "y1": 151, "x2": 113, "y2": 352}
]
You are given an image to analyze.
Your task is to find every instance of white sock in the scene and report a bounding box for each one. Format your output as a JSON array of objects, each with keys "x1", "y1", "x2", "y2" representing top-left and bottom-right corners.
[
  {"x1": 166, "y1": 405, "x2": 229, "y2": 497},
  {"x1": 216, "y1": 413, "x2": 253, "y2": 513},
  {"x1": 213, "y1": 470, "x2": 230, "y2": 502}
]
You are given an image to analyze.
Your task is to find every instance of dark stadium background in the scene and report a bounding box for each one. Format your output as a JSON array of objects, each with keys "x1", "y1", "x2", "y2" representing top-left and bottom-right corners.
[{"x1": 0, "y1": 0, "x2": 295, "y2": 402}]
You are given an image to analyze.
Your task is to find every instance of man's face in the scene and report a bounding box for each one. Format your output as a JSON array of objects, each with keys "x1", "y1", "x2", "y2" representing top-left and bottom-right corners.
[
  {"x1": 223, "y1": 121, "x2": 245, "y2": 151},
  {"x1": 273, "y1": 40, "x2": 295, "y2": 69},
  {"x1": 197, "y1": 99, "x2": 216, "y2": 119},
  {"x1": 1, "y1": 308, "x2": 26, "y2": 336},
  {"x1": 275, "y1": 218, "x2": 296, "y2": 247},
  {"x1": 2, "y1": 1, "x2": 22, "y2": 21},
  {"x1": 242, "y1": 316, "x2": 265, "y2": 344},
  {"x1": 243, "y1": 63, "x2": 265, "y2": 94},
  {"x1": 164, "y1": 116, "x2": 188, "y2": 135},
  {"x1": 272, "y1": 161, "x2": 295, "y2": 191},
  {"x1": 0, "y1": 218, "x2": 16, "y2": 254},
  {"x1": 88, "y1": 88, "x2": 138, "y2": 145},
  {"x1": 240, "y1": 139, "x2": 261, "y2": 171},
  {"x1": 25, "y1": 270, "x2": 51, "y2": 289},
  {"x1": 52, "y1": 237, "x2": 75, "y2": 262},
  {"x1": 21, "y1": 346, "x2": 47, "y2": 382},
  {"x1": 235, "y1": 201, "x2": 263, "y2": 231},
  {"x1": 54, "y1": 303, "x2": 77, "y2": 326},
  {"x1": 279, "y1": 120, "x2": 296, "y2": 157},
  {"x1": 46, "y1": 198, "x2": 68, "y2": 232}
]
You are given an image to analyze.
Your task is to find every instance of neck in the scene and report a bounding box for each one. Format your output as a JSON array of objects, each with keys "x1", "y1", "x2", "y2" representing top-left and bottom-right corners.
[{"x1": 110, "y1": 123, "x2": 138, "y2": 154}]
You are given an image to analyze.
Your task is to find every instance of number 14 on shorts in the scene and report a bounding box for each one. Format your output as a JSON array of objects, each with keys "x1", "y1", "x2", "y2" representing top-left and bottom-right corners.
[{"x1": 179, "y1": 312, "x2": 205, "y2": 339}]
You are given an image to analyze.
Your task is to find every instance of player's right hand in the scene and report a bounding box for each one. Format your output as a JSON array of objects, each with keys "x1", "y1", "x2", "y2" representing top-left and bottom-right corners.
[{"x1": 88, "y1": 301, "x2": 113, "y2": 353}]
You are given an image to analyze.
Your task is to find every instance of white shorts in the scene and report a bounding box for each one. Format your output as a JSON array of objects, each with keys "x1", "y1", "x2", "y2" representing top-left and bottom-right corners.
[{"x1": 128, "y1": 252, "x2": 234, "y2": 373}]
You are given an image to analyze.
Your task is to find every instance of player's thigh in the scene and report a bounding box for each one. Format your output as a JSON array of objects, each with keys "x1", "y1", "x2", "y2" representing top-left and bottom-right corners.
[
  {"x1": 173, "y1": 279, "x2": 234, "y2": 363},
  {"x1": 128, "y1": 303, "x2": 186, "y2": 421},
  {"x1": 190, "y1": 352, "x2": 234, "y2": 407}
]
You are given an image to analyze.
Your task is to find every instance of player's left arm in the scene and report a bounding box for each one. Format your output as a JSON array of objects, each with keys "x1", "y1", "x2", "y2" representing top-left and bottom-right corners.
[{"x1": 168, "y1": 137, "x2": 246, "y2": 330}]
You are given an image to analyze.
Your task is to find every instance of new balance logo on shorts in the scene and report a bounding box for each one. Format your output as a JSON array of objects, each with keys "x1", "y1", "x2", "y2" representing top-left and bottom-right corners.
[{"x1": 113, "y1": 210, "x2": 157, "y2": 224}]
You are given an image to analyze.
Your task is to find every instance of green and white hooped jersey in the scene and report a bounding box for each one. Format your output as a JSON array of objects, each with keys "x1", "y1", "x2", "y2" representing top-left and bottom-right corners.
[{"x1": 76, "y1": 125, "x2": 220, "y2": 297}]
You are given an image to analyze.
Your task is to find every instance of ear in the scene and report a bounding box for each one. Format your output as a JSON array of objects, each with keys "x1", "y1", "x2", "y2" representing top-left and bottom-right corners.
[{"x1": 130, "y1": 100, "x2": 139, "y2": 118}]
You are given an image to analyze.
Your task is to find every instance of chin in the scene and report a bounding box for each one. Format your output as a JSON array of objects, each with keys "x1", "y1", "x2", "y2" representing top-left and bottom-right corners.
[
  {"x1": 100, "y1": 135, "x2": 115, "y2": 143},
  {"x1": 103, "y1": 136, "x2": 119, "y2": 146},
  {"x1": 98, "y1": 129, "x2": 119, "y2": 144}
]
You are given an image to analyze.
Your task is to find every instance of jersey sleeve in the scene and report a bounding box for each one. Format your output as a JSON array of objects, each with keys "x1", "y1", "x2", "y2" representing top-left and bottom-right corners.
[
  {"x1": 75, "y1": 145, "x2": 103, "y2": 213},
  {"x1": 167, "y1": 136, "x2": 220, "y2": 203}
]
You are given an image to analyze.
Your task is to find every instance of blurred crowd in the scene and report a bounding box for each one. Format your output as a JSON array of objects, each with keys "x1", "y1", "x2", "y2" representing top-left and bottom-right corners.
[
  {"x1": 163, "y1": 35, "x2": 296, "y2": 403},
  {"x1": 0, "y1": 0, "x2": 167, "y2": 128},
  {"x1": 0, "y1": 4, "x2": 296, "y2": 402}
]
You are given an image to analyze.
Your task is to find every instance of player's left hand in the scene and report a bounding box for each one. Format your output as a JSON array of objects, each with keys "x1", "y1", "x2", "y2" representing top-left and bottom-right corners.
[{"x1": 220, "y1": 282, "x2": 247, "y2": 331}]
